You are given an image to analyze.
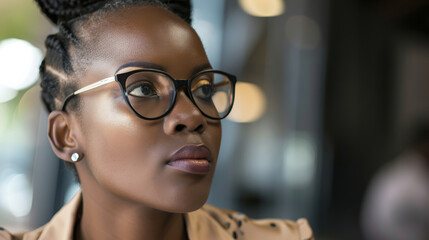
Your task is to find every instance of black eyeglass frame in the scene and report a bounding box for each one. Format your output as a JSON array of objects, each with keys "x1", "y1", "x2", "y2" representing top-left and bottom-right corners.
[{"x1": 61, "y1": 69, "x2": 237, "y2": 120}]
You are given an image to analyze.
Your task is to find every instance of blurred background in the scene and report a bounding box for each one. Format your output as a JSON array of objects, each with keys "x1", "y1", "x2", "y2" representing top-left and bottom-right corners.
[{"x1": 1, "y1": 0, "x2": 429, "y2": 239}]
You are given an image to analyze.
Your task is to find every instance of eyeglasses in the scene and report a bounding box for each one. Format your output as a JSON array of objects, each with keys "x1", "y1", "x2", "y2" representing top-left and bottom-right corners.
[{"x1": 61, "y1": 69, "x2": 237, "y2": 120}]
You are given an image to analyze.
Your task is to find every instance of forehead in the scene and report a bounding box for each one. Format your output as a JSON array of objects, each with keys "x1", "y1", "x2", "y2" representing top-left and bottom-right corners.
[{"x1": 82, "y1": 5, "x2": 208, "y2": 76}]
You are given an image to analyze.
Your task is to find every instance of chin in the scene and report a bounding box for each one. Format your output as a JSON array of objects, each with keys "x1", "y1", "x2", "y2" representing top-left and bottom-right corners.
[
  {"x1": 159, "y1": 189, "x2": 211, "y2": 213},
  {"x1": 179, "y1": 197, "x2": 208, "y2": 213}
]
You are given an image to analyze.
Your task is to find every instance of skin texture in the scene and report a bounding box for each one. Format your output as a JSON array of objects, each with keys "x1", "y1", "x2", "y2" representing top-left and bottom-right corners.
[{"x1": 47, "y1": 5, "x2": 221, "y2": 240}]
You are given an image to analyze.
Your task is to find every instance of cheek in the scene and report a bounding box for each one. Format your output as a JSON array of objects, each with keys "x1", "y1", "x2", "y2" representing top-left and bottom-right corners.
[
  {"x1": 87, "y1": 119, "x2": 160, "y2": 173},
  {"x1": 77, "y1": 97, "x2": 222, "y2": 212},
  {"x1": 80, "y1": 97, "x2": 166, "y2": 197}
]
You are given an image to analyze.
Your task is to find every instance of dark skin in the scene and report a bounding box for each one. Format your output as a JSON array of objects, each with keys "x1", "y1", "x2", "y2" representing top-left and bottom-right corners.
[{"x1": 47, "y1": 6, "x2": 221, "y2": 240}]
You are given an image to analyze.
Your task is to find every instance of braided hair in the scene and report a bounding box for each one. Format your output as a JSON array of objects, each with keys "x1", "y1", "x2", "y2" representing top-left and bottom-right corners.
[{"x1": 36, "y1": 0, "x2": 193, "y2": 182}]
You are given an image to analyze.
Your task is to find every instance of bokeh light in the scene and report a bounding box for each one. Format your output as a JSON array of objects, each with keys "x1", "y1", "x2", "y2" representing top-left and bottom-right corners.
[
  {"x1": 283, "y1": 132, "x2": 316, "y2": 187},
  {"x1": 0, "y1": 38, "x2": 43, "y2": 92},
  {"x1": 0, "y1": 87, "x2": 17, "y2": 103},
  {"x1": 1, "y1": 172, "x2": 33, "y2": 217},
  {"x1": 238, "y1": 0, "x2": 285, "y2": 17},
  {"x1": 228, "y1": 82, "x2": 266, "y2": 123},
  {"x1": 0, "y1": 104, "x2": 9, "y2": 137}
]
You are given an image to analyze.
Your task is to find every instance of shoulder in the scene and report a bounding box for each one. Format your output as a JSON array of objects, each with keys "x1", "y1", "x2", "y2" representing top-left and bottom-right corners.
[
  {"x1": 186, "y1": 204, "x2": 314, "y2": 240},
  {"x1": 0, "y1": 226, "x2": 23, "y2": 240},
  {"x1": 0, "y1": 227, "x2": 14, "y2": 240},
  {"x1": 0, "y1": 191, "x2": 82, "y2": 240},
  {"x1": 0, "y1": 226, "x2": 44, "y2": 240}
]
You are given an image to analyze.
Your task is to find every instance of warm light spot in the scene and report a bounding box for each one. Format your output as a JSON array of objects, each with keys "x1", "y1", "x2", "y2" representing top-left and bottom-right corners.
[
  {"x1": 285, "y1": 15, "x2": 321, "y2": 50},
  {"x1": 0, "y1": 38, "x2": 43, "y2": 91},
  {"x1": 239, "y1": 0, "x2": 285, "y2": 17},
  {"x1": 212, "y1": 91, "x2": 228, "y2": 113},
  {"x1": 228, "y1": 82, "x2": 266, "y2": 123}
]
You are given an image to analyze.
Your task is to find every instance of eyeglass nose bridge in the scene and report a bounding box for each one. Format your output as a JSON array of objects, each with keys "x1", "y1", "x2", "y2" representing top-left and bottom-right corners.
[
  {"x1": 170, "y1": 79, "x2": 205, "y2": 116},
  {"x1": 174, "y1": 79, "x2": 189, "y2": 89},
  {"x1": 174, "y1": 79, "x2": 192, "y2": 97}
]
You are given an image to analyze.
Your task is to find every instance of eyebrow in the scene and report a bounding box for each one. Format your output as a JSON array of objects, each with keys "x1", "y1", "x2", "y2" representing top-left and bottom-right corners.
[
  {"x1": 115, "y1": 61, "x2": 213, "y2": 76},
  {"x1": 116, "y1": 61, "x2": 165, "y2": 73},
  {"x1": 191, "y1": 63, "x2": 212, "y2": 75}
]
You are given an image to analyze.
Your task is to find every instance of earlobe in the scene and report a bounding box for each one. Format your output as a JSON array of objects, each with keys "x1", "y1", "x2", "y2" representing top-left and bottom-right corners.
[{"x1": 47, "y1": 110, "x2": 81, "y2": 163}]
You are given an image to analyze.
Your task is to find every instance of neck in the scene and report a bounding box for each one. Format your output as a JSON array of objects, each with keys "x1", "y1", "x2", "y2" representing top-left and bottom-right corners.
[{"x1": 75, "y1": 187, "x2": 188, "y2": 240}]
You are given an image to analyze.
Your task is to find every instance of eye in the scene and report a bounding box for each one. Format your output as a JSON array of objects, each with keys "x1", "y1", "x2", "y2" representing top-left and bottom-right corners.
[
  {"x1": 192, "y1": 79, "x2": 214, "y2": 99},
  {"x1": 127, "y1": 81, "x2": 159, "y2": 98}
]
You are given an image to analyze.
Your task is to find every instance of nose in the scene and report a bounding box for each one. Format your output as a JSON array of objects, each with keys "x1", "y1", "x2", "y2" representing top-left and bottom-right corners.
[{"x1": 163, "y1": 90, "x2": 207, "y2": 135}]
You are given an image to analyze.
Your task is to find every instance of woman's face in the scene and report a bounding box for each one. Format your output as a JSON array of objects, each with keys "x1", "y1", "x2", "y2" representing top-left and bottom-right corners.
[{"x1": 72, "y1": 6, "x2": 221, "y2": 212}]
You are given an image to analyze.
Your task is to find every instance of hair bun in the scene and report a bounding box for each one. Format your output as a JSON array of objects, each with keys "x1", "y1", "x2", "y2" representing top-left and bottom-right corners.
[
  {"x1": 160, "y1": 0, "x2": 192, "y2": 24},
  {"x1": 35, "y1": 0, "x2": 105, "y2": 25}
]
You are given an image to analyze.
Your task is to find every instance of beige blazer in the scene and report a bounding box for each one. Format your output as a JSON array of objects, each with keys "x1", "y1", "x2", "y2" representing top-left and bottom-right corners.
[{"x1": 1, "y1": 191, "x2": 314, "y2": 240}]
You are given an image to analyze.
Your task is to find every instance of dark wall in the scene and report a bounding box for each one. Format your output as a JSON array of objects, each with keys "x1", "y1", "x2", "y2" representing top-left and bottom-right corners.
[{"x1": 323, "y1": 0, "x2": 429, "y2": 239}]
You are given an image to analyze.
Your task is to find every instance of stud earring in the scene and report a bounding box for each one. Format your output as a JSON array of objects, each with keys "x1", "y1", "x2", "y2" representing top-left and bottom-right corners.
[{"x1": 71, "y1": 153, "x2": 80, "y2": 162}]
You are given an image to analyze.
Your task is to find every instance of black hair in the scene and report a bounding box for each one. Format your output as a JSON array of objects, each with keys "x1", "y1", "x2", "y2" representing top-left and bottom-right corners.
[{"x1": 36, "y1": 0, "x2": 193, "y2": 182}]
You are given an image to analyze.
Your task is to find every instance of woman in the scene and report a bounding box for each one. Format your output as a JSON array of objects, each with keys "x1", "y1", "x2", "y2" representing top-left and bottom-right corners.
[{"x1": 0, "y1": 0, "x2": 314, "y2": 239}]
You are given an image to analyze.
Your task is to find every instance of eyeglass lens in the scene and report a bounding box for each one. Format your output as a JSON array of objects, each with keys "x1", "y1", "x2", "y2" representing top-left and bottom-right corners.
[{"x1": 124, "y1": 71, "x2": 233, "y2": 119}]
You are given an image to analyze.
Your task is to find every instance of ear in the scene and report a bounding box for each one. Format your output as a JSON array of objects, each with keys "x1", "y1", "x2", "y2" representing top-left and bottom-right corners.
[{"x1": 47, "y1": 110, "x2": 82, "y2": 163}]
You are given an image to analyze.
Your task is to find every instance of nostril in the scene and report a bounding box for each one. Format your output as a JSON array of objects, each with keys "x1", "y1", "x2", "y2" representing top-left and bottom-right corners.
[
  {"x1": 175, "y1": 124, "x2": 186, "y2": 132},
  {"x1": 194, "y1": 124, "x2": 204, "y2": 133},
  {"x1": 174, "y1": 124, "x2": 204, "y2": 133}
]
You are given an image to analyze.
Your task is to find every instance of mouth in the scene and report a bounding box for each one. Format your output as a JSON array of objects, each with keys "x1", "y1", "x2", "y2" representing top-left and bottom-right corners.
[{"x1": 166, "y1": 145, "x2": 212, "y2": 175}]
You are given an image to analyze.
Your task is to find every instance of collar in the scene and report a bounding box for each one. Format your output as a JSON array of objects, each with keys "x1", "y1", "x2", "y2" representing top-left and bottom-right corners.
[
  {"x1": 34, "y1": 190, "x2": 229, "y2": 240},
  {"x1": 29, "y1": 190, "x2": 313, "y2": 240}
]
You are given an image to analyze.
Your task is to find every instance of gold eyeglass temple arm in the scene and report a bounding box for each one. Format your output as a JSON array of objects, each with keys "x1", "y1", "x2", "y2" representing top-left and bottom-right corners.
[{"x1": 74, "y1": 76, "x2": 115, "y2": 95}]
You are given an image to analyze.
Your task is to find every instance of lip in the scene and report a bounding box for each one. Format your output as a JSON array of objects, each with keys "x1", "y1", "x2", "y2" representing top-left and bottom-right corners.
[{"x1": 167, "y1": 145, "x2": 212, "y2": 175}]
